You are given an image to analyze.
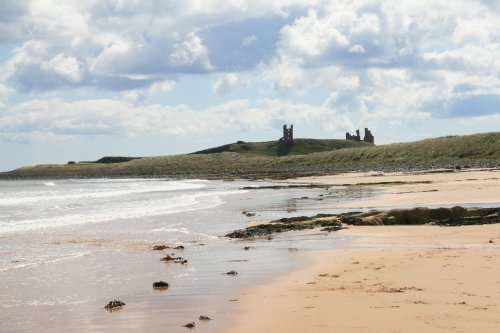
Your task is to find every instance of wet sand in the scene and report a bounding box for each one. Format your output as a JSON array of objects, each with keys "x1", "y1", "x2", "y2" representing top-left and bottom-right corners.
[
  {"x1": 228, "y1": 169, "x2": 500, "y2": 332},
  {"x1": 288, "y1": 168, "x2": 500, "y2": 208}
]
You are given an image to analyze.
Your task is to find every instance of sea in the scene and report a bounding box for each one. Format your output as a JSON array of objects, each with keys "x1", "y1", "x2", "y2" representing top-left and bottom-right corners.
[{"x1": 0, "y1": 178, "x2": 376, "y2": 332}]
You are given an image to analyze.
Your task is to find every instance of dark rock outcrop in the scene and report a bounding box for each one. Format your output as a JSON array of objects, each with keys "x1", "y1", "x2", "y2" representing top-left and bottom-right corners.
[
  {"x1": 225, "y1": 213, "x2": 342, "y2": 238},
  {"x1": 340, "y1": 207, "x2": 500, "y2": 226},
  {"x1": 225, "y1": 207, "x2": 500, "y2": 239}
]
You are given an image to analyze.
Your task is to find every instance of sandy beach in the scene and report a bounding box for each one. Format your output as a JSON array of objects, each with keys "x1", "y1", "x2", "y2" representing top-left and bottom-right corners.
[
  {"x1": 289, "y1": 168, "x2": 500, "y2": 208},
  {"x1": 228, "y1": 169, "x2": 500, "y2": 332}
]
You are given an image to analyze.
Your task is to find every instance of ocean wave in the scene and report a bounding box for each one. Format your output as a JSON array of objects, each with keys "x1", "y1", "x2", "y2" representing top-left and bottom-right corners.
[
  {"x1": 0, "y1": 189, "x2": 245, "y2": 233},
  {"x1": 0, "y1": 179, "x2": 207, "y2": 206},
  {"x1": 150, "y1": 226, "x2": 219, "y2": 240},
  {"x1": 0, "y1": 251, "x2": 91, "y2": 272}
]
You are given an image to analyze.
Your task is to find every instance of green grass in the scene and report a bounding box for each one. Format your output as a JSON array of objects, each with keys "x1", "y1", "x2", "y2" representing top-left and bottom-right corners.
[
  {"x1": 191, "y1": 138, "x2": 373, "y2": 156},
  {"x1": 3, "y1": 132, "x2": 499, "y2": 178}
]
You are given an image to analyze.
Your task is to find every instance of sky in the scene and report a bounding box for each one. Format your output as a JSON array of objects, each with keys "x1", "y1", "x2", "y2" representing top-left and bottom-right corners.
[{"x1": 0, "y1": 0, "x2": 499, "y2": 171}]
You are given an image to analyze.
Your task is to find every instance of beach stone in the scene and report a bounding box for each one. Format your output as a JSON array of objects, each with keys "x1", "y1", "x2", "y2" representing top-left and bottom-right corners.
[
  {"x1": 183, "y1": 322, "x2": 195, "y2": 328},
  {"x1": 153, "y1": 245, "x2": 169, "y2": 250},
  {"x1": 174, "y1": 245, "x2": 185, "y2": 250},
  {"x1": 153, "y1": 281, "x2": 169, "y2": 290},
  {"x1": 104, "y1": 300, "x2": 125, "y2": 310},
  {"x1": 199, "y1": 315, "x2": 211, "y2": 321},
  {"x1": 225, "y1": 270, "x2": 238, "y2": 276},
  {"x1": 161, "y1": 255, "x2": 186, "y2": 263},
  {"x1": 450, "y1": 206, "x2": 468, "y2": 218}
]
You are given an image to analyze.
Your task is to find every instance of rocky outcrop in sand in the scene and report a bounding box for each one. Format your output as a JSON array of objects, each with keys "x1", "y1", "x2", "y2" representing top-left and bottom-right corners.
[
  {"x1": 340, "y1": 207, "x2": 500, "y2": 226},
  {"x1": 226, "y1": 207, "x2": 500, "y2": 238}
]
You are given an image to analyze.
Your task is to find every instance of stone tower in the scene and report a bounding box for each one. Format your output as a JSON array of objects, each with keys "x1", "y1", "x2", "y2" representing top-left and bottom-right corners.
[
  {"x1": 363, "y1": 128, "x2": 374, "y2": 143},
  {"x1": 282, "y1": 124, "x2": 294, "y2": 144}
]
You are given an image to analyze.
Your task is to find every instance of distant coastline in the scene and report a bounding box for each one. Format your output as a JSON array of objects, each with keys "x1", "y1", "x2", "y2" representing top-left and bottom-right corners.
[{"x1": 1, "y1": 132, "x2": 498, "y2": 180}]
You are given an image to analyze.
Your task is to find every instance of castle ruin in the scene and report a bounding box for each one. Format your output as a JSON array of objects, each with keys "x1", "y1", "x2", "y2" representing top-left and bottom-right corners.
[
  {"x1": 346, "y1": 128, "x2": 374, "y2": 144},
  {"x1": 280, "y1": 124, "x2": 294, "y2": 145}
]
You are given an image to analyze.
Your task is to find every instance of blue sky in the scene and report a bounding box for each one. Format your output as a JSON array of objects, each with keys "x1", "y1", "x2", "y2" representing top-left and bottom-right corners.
[{"x1": 1, "y1": 0, "x2": 499, "y2": 171}]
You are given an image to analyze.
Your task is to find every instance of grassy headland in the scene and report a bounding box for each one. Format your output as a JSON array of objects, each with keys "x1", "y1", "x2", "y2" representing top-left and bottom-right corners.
[
  {"x1": 191, "y1": 138, "x2": 373, "y2": 156},
  {"x1": 1, "y1": 132, "x2": 499, "y2": 179}
]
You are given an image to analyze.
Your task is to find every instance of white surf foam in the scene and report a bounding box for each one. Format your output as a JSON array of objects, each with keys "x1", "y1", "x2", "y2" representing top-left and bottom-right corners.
[
  {"x1": 0, "y1": 180, "x2": 206, "y2": 206},
  {"x1": 0, "y1": 188, "x2": 244, "y2": 234}
]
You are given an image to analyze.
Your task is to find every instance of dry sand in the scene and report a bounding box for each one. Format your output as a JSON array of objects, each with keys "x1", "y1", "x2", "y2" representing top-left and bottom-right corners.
[{"x1": 228, "y1": 169, "x2": 500, "y2": 332}]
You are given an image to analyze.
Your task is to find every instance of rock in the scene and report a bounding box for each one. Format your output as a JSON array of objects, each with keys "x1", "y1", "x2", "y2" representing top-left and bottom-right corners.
[
  {"x1": 226, "y1": 207, "x2": 500, "y2": 238},
  {"x1": 174, "y1": 245, "x2": 185, "y2": 250},
  {"x1": 321, "y1": 226, "x2": 344, "y2": 232},
  {"x1": 153, "y1": 281, "x2": 169, "y2": 290},
  {"x1": 161, "y1": 255, "x2": 185, "y2": 263},
  {"x1": 199, "y1": 315, "x2": 211, "y2": 321},
  {"x1": 153, "y1": 245, "x2": 169, "y2": 250},
  {"x1": 183, "y1": 322, "x2": 195, "y2": 328},
  {"x1": 383, "y1": 207, "x2": 432, "y2": 225},
  {"x1": 245, "y1": 212, "x2": 256, "y2": 217},
  {"x1": 244, "y1": 246, "x2": 252, "y2": 250},
  {"x1": 104, "y1": 300, "x2": 125, "y2": 311},
  {"x1": 174, "y1": 257, "x2": 187, "y2": 264},
  {"x1": 225, "y1": 270, "x2": 238, "y2": 276},
  {"x1": 161, "y1": 255, "x2": 174, "y2": 261}
]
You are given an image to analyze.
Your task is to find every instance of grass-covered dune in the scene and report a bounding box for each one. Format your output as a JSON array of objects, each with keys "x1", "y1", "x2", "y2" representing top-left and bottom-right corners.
[{"x1": 2, "y1": 132, "x2": 499, "y2": 179}]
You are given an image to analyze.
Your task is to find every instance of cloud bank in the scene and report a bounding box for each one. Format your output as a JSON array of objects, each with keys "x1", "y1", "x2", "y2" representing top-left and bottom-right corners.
[{"x1": 0, "y1": 0, "x2": 499, "y2": 143}]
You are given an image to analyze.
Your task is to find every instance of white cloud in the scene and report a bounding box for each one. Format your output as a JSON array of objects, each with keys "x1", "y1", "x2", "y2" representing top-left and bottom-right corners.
[
  {"x1": 123, "y1": 80, "x2": 176, "y2": 104},
  {"x1": 41, "y1": 54, "x2": 84, "y2": 83},
  {"x1": 349, "y1": 44, "x2": 366, "y2": 54},
  {"x1": 0, "y1": 84, "x2": 15, "y2": 101},
  {"x1": 212, "y1": 73, "x2": 249, "y2": 96},
  {"x1": 169, "y1": 32, "x2": 213, "y2": 70},
  {"x1": 241, "y1": 35, "x2": 258, "y2": 48},
  {"x1": 1, "y1": 0, "x2": 500, "y2": 145},
  {"x1": 0, "y1": 97, "x2": 338, "y2": 143}
]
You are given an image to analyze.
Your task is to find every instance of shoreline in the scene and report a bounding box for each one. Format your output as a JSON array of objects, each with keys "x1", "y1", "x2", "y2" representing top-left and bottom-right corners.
[
  {"x1": 2, "y1": 169, "x2": 499, "y2": 332},
  {"x1": 226, "y1": 169, "x2": 500, "y2": 332},
  {"x1": 1, "y1": 162, "x2": 498, "y2": 181}
]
